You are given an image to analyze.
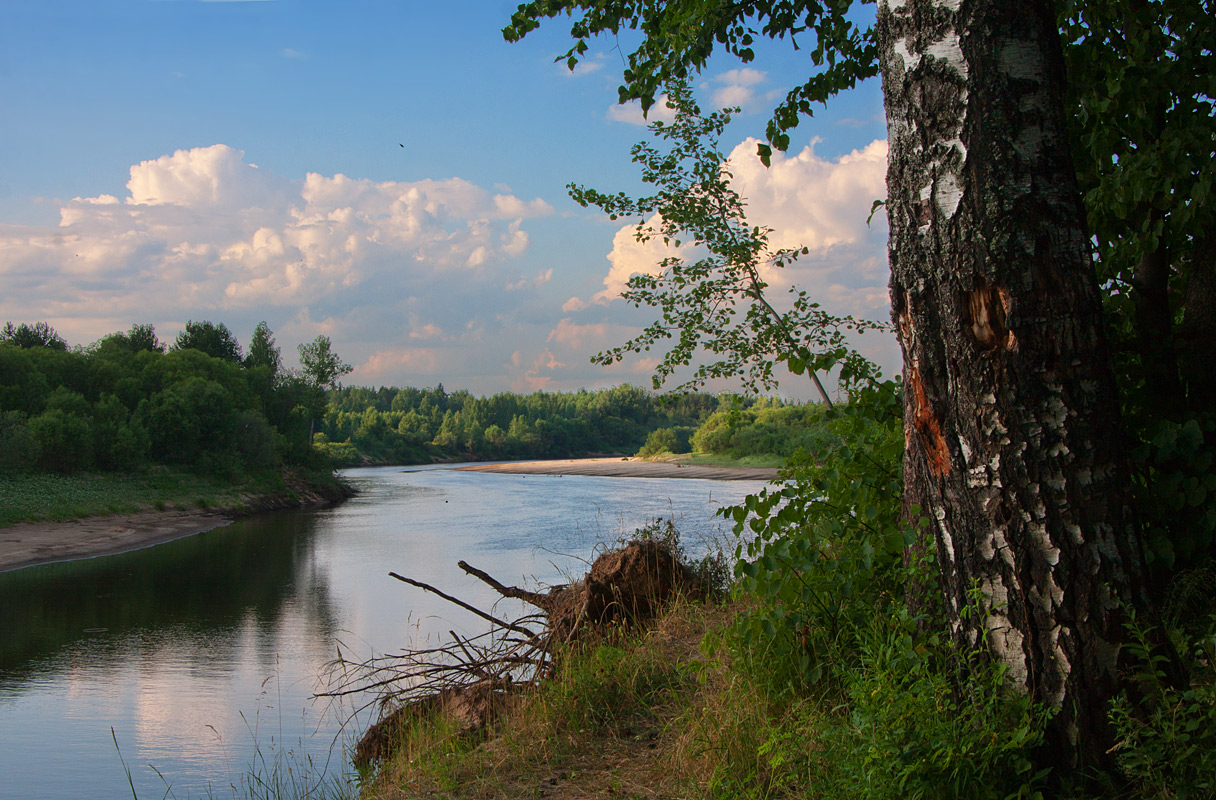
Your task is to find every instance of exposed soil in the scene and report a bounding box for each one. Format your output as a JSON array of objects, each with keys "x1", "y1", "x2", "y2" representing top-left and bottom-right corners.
[{"x1": 0, "y1": 472, "x2": 354, "y2": 573}]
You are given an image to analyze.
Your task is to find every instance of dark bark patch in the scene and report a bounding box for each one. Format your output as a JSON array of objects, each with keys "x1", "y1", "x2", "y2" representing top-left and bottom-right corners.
[{"x1": 967, "y1": 283, "x2": 1015, "y2": 351}]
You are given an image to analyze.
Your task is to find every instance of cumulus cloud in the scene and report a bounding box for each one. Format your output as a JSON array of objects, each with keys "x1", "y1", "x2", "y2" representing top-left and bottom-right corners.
[
  {"x1": 581, "y1": 214, "x2": 695, "y2": 304},
  {"x1": 707, "y1": 67, "x2": 770, "y2": 111},
  {"x1": 554, "y1": 137, "x2": 898, "y2": 386},
  {"x1": 0, "y1": 144, "x2": 553, "y2": 326},
  {"x1": 606, "y1": 96, "x2": 678, "y2": 126},
  {"x1": 582, "y1": 138, "x2": 888, "y2": 312},
  {"x1": 0, "y1": 143, "x2": 566, "y2": 387},
  {"x1": 505, "y1": 268, "x2": 553, "y2": 292}
]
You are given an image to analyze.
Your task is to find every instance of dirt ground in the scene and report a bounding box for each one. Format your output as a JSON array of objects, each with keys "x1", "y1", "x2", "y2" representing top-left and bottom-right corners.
[
  {"x1": 0, "y1": 511, "x2": 232, "y2": 573},
  {"x1": 453, "y1": 457, "x2": 777, "y2": 482}
]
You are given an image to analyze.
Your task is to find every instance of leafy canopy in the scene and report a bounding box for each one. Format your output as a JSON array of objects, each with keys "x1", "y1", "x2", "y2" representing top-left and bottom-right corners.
[
  {"x1": 298, "y1": 335, "x2": 352, "y2": 390},
  {"x1": 173, "y1": 320, "x2": 243, "y2": 364},
  {"x1": 1, "y1": 321, "x2": 68, "y2": 351},
  {"x1": 245, "y1": 321, "x2": 282, "y2": 374},
  {"x1": 570, "y1": 83, "x2": 882, "y2": 402},
  {"x1": 504, "y1": 0, "x2": 878, "y2": 162}
]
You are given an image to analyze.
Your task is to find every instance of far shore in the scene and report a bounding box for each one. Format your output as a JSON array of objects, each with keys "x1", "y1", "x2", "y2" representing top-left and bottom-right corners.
[
  {"x1": 0, "y1": 459, "x2": 774, "y2": 573},
  {"x1": 452, "y1": 456, "x2": 779, "y2": 482}
]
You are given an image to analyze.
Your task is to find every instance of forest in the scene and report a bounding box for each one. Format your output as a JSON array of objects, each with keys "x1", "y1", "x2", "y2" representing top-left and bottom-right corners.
[
  {"x1": 0, "y1": 320, "x2": 329, "y2": 477},
  {"x1": 0, "y1": 318, "x2": 819, "y2": 479}
]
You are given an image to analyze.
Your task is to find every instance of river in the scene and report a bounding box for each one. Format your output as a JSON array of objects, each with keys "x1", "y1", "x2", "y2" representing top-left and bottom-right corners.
[{"x1": 0, "y1": 464, "x2": 770, "y2": 800}]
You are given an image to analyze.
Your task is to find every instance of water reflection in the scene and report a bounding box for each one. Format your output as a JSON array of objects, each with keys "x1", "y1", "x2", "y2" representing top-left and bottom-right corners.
[
  {"x1": 0, "y1": 510, "x2": 341, "y2": 688},
  {"x1": 0, "y1": 465, "x2": 770, "y2": 800}
]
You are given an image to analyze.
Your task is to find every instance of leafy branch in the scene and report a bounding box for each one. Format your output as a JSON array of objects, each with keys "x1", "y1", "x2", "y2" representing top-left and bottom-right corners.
[{"x1": 569, "y1": 81, "x2": 885, "y2": 404}]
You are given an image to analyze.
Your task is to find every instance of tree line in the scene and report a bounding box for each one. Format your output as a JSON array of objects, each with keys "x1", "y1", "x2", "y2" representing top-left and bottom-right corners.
[
  {"x1": 0, "y1": 320, "x2": 346, "y2": 477},
  {"x1": 317, "y1": 383, "x2": 751, "y2": 465}
]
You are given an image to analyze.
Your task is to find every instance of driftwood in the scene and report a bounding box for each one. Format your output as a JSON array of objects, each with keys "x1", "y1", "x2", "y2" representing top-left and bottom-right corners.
[{"x1": 325, "y1": 538, "x2": 703, "y2": 768}]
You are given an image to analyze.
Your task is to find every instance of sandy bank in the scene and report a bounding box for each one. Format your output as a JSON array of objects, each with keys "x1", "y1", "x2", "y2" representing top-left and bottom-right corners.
[
  {"x1": 452, "y1": 457, "x2": 778, "y2": 482},
  {"x1": 0, "y1": 511, "x2": 233, "y2": 573}
]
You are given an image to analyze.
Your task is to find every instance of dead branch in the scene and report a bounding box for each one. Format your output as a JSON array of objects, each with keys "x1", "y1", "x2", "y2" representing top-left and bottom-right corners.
[
  {"x1": 457, "y1": 559, "x2": 555, "y2": 611},
  {"x1": 387, "y1": 571, "x2": 537, "y2": 637}
]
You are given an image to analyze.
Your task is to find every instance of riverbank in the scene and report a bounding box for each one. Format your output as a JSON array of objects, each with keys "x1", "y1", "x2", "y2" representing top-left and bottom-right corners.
[
  {"x1": 0, "y1": 468, "x2": 354, "y2": 572},
  {"x1": 452, "y1": 456, "x2": 778, "y2": 481}
]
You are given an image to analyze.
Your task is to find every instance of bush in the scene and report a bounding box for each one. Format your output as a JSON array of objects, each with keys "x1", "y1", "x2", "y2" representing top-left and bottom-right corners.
[
  {"x1": 638, "y1": 427, "x2": 679, "y2": 457},
  {"x1": 725, "y1": 379, "x2": 906, "y2": 694},
  {"x1": 29, "y1": 408, "x2": 94, "y2": 473},
  {"x1": 1110, "y1": 610, "x2": 1216, "y2": 798},
  {"x1": 0, "y1": 411, "x2": 39, "y2": 472}
]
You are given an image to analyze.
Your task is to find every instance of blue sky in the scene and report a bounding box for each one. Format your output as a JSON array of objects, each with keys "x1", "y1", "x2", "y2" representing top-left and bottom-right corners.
[{"x1": 0, "y1": 0, "x2": 896, "y2": 398}]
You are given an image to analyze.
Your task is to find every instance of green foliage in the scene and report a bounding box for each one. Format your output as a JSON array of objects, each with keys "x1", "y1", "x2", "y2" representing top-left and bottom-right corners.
[
  {"x1": 692, "y1": 401, "x2": 833, "y2": 461},
  {"x1": 173, "y1": 320, "x2": 244, "y2": 363},
  {"x1": 725, "y1": 379, "x2": 905, "y2": 694},
  {"x1": 805, "y1": 609, "x2": 1051, "y2": 799},
  {"x1": 96, "y1": 323, "x2": 164, "y2": 355},
  {"x1": 29, "y1": 408, "x2": 94, "y2": 473},
  {"x1": 503, "y1": 0, "x2": 878, "y2": 162},
  {"x1": 298, "y1": 335, "x2": 352, "y2": 390},
  {"x1": 1, "y1": 321, "x2": 68, "y2": 350},
  {"x1": 320, "y1": 383, "x2": 724, "y2": 465},
  {"x1": 637, "y1": 426, "x2": 680, "y2": 457},
  {"x1": 244, "y1": 321, "x2": 281, "y2": 374},
  {"x1": 1061, "y1": 0, "x2": 1214, "y2": 294},
  {"x1": 0, "y1": 411, "x2": 39, "y2": 472},
  {"x1": 543, "y1": 641, "x2": 687, "y2": 734},
  {"x1": 1110, "y1": 612, "x2": 1216, "y2": 799},
  {"x1": 570, "y1": 83, "x2": 882, "y2": 398},
  {"x1": 0, "y1": 319, "x2": 357, "y2": 480},
  {"x1": 1132, "y1": 415, "x2": 1216, "y2": 574}
]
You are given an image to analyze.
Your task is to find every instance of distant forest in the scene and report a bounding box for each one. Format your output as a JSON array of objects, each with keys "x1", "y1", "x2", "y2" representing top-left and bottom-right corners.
[
  {"x1": 320, "y1": 385, "x2": 833, "y2": 466},
  {"x1": 319, "y1": 384, "x2": 718, "y2": 465},
  {"x1": 0, "y1": 320, "x2": 826, "y2": 476}
]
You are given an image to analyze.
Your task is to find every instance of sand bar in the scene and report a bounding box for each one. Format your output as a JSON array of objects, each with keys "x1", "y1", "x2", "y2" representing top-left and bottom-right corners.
[
  {"x1": 0, "y1": 511, "x2": 233, "y2": 574},
  {"x1": 453, "y1": 457, "x2": 778, "y2": 482}
]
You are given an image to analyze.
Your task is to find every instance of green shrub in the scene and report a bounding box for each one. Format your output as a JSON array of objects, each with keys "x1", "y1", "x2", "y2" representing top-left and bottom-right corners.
[
  {"x1": 1110, "y1": 612, "x2": 1216, "y2": 799},
  {"x1": 725, "y1": 379, "x2": 906, "y2": 695},
  {"x1": 638, "y1": 427, "x2": 679, "y2": 457},
  {"x1": 807, "y1": 606, "x2": 1050, "y2": 799}
]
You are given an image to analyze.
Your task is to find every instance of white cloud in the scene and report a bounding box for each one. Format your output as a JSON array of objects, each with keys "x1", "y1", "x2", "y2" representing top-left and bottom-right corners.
[
  {"x1": 717, "y1": 68, "x2": 766, "y2": 87},
  {"x1": 354, "y1": 347, "x2": 442, "y2": 382},
  {"x1": 706, "y1": 68, "x2": 770, "y2": 112},
  {"x1": 606, "y1": 96, "x2": 678, "y2": 126},
  {"x1": 564, "y1": 54, "x2": 606, "y2": 77},
  {"x1": 583, "y1": 137, "x2": 897, "y2": 380},
  {"x1": 505, "y1": 268, "x2": 553, "y2": 291},
  {"x1": 589, "y1": 214, "x2": 693, "y2": 303},
  {"x1": 546, "y1": 317, "x2": 608, "y2": 351},
  {"x1": 0, "y1": 143, "x2": 557, "y2": 380}
]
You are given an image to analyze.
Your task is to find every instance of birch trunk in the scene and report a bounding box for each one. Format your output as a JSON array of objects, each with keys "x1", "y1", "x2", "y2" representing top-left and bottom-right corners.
[{"x1": 876, "y1": 0, "x2": 1149, "y2": 770}]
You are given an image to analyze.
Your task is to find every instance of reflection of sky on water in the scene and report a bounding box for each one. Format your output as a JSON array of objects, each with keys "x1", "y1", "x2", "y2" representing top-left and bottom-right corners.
[{"x1": 0, "y1": 465, "x2": 771, "y2": 800}]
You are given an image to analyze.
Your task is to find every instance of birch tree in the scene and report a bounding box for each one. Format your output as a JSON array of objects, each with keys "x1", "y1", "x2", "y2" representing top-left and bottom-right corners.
[
  {"x1": 505, "y1": 0, "x2": 1174, "y2": 771},
  {"x1": 876, "y1": 0, "x2": 1145, "y2": 768}
]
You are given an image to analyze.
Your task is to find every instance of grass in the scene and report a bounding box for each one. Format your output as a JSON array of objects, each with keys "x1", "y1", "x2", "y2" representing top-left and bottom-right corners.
[
  {"x1": 357, "y1": 598, "x2": 788, "y2": 800},
  {"x1": 0, "y1": 466, "x2": 338, "y2": 526}
]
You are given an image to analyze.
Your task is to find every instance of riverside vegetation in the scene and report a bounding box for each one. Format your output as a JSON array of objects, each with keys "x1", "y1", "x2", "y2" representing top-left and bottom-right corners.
[
  {"x1": 347, "y1": 5, "x2": 1215, "y2": 789},
  {"x1": 0, "y1": 320, "x2": 352, "y2": 523}
]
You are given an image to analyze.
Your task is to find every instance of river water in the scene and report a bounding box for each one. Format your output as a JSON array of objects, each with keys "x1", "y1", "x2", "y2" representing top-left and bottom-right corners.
[{"x1": 0, "y1": 465, "x2": 769, "y2": 800}]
